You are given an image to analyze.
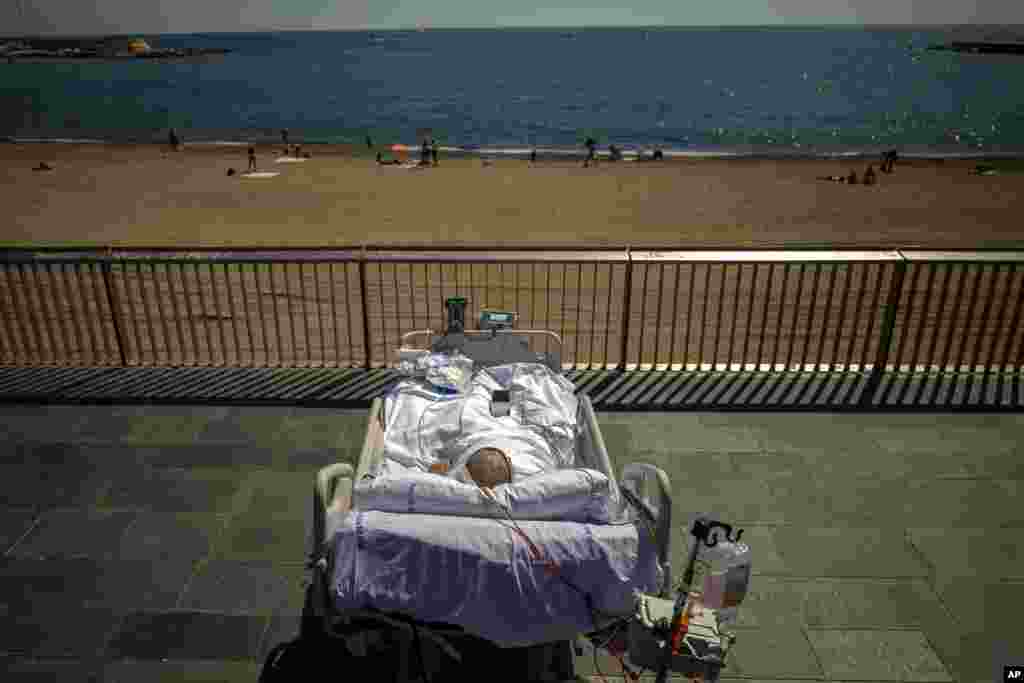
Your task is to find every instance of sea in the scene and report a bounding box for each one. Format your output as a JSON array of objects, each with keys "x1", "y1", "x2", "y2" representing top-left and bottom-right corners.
[{"x1": 4, "y1": 26, "x2": 1024, "y2": 159}]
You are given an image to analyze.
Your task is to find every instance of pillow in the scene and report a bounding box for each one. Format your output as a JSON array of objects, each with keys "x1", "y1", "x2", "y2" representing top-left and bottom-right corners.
[{"x1": 353, "y1": 468, "x2": 611, "y2": 523}]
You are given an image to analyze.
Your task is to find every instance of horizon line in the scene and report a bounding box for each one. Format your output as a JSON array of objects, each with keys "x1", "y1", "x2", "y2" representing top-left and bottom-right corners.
[{"x1": 3, "y1": 22, "x2": 1024, "y2": 38}]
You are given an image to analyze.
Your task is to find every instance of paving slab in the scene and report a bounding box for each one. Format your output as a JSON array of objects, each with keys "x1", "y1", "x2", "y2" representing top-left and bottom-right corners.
[
  {"x1": 724, "y1": 626, "x2": 824, "y2": 678},
  {"x1": 0, "y1": 603, "x2": 122, "y2": 658},
  {"x1": 134, "y1": 443, "x2": 278, "y2": 470},
  {"x1": 196, "y1": 406, "x2": 297, "y2": 443},
  {"x1": 102, "y1": 659, "x2": 262, "y2": 683},
  {"x1": 806, "y1": 629, "x2": 952, "y2": 681},
  {"x1": 742, "y1": 415, "x2": 884, "y2": 455},
  {"x1": 177, "y1": 560, "x2": 307, "y2": 616},
  {"x1": 753, "y1": 448, "x2": 1024, "y2": 481},
  {"x1": 267, "y1": 408, "x2": 369, "y2": 452},
  {"x1": 0, "y1": 658, "x2": 106, "y2": 682},
  {"x1": 907, "y1": 527, "x2": 1024, "y2": 586},
  {"x1": 105, "y1": 611, "x2": 269, "y2": 661},
  {"x1": 7, "y1": 508, "x2": 138, "y2": 560},
  {"x1": 0, "y1": 405, "x2": 89, "y2": 443},
  {"x1": 216, "y1": 514, "x2": 309, "y2": 564},
  {"x1": 118, "y1": 411, "x2": 219, "y2": 446},
  {"x1": 116, "y1": 511, "x2": 229, "y2": 564},
  {"x1": 767, "y1": 527, "x2": 931, "y2": 579},
  {"x1": 99, "y1": 466, "x2": 244, "y2": 513},
  {"x1": 0, "y1": 556, "x2": 194, "y2": 611},
  {"x1": 869, "y1": 423, "x2": 1022, "y2": 456},
  {"x1": 0, "y1": 460, "x2": 112, "y2": 510},
  {"x1": 736, "y1": 578, "x2": 946, "y2": 630},
  {"x1": 598, "y1": 413, "x2": 762, "y2": 454},
  {"x1": 215, "y1": 470, "x2": 314, "y2": 563},
  {"x1": 0, "y1": 507, "x2": 38, "y2": 554}
]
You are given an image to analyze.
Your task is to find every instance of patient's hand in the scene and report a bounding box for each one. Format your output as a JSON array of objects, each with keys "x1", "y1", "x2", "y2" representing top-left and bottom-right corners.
[{"x1": 465, "y1": 448, "x2": 512, "y2": 489}]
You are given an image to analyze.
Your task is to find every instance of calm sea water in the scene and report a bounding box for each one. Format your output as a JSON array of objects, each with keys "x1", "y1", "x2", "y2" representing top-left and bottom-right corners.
[{"x1": 4, "y1": 27, "x2": 1024, "y2": 158}]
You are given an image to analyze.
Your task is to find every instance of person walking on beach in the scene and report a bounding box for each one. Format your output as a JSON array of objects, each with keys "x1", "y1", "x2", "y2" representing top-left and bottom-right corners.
[
  {"x1": 281, "y1": 129, "x2": 289, "y2": 147},
  {"x1": 168, "y1": 128, "x2": 180, "y2": 151},
  {"x1": 881, "y1": 149, "x2": 898, "y2": 174},
  {"x1": 847, "y1": 169, "x2": 858, "y2": 185},
  {"x1": 366, "y1": 135, "x2": 374, "y2": 149},
  {"x1": 420, "y1": 139, "x2": 431, "y2": 166},
  {"x1": 431, "y1": 139, "x2": 439, "y2": 166},
  {"x1": 863, "y1": 165, "x2": 877, "y2": 186},
  {"x1": 583, "y1": 137, "x2": 597, "y2": 167},
  {"x1": 530, "y1": 148, "x2": 537, "y2": 163},
  {"x1": 247, "y1": 146, "x2": 257, "y2": 171}
]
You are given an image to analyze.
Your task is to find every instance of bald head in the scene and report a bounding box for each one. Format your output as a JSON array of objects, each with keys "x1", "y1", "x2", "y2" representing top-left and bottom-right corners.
[{"x1": 465, "y1": 447, "x2": 511, "y2": 489}]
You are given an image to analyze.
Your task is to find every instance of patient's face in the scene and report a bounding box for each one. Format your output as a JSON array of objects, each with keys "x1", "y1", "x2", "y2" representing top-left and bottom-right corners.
[{"x1": 466, "y1": 448, "x2": 511, "y2": 489}]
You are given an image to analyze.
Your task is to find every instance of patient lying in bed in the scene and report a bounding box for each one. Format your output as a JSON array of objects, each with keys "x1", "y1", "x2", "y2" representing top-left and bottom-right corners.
[
  {"x1": 380, "y1": 362, "x2": 579, "y2": 480},
  {"x1": 357, "y1": 362, "x2": 615, "y2": 522}
]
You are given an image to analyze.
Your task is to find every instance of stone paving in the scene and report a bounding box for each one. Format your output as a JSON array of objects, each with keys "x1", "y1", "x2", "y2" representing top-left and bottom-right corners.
[{"x1": 1, "y1": 404, "x2": 1021, "y2": 682}]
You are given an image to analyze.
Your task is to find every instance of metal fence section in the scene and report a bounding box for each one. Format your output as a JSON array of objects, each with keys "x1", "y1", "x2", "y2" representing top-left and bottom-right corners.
[
  {"x1": 2, "y1": 247, "x2": 1023, "y2": 388},
  {"x1": 622, "y1": 251, "x2": 903, "y2": 372}
]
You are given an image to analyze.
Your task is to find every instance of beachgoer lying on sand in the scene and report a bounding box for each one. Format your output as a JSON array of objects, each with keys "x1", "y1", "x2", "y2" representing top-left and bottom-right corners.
[
  {"x1": 33, "y1": 162, "x2": 53, "y2": 171},
  {"x1": 971, "y1": 164, "x2": 998, "y2": 176},
  {"x1": 818, "y1": 175, "x2": 847, "y2": 183},
  {"x1": 376, "y1": 152, "x2": 402, "y2": 166},
  {"x1": 226, "y1": 167, "x2": 236, "y2": 176},
  {"x1": 863, "y1": 165, "x2": 877, "y2": 186}
]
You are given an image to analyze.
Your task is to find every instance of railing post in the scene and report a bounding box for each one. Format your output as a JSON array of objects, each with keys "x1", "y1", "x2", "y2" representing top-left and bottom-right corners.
[
  {"x1": 860, "y1": 257, "x2": 907, "y2": 406},
  {"x1": 617, "y1": 245, "x2": 633, "y2": 371},
  {"x1": 100, "y1": 249, "x2": 128, "y2": 367},
  {"x1": 359, "y1": 245, "x2": 372, "y2": 369}
]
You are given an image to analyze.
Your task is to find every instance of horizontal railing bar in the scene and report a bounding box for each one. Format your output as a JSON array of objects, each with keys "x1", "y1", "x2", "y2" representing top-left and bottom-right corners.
[
  {"x1": 6, "y1": 247, "x2": 1024, "y2": 265},
  {"x1": 899, "y1": 250, "x2": 1024, "y2": 263},
  {"x1": 361, "y1": 251, "x2": 630, "y2": 263},
  {"x1": 630, "y1": 250, "x2": 904, "y2": 263}
]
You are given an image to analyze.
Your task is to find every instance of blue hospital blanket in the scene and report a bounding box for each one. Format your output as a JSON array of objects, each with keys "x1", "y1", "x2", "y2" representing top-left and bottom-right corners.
[{"x1": 330, "y1": 511, "x2": 661, "y2": 647}]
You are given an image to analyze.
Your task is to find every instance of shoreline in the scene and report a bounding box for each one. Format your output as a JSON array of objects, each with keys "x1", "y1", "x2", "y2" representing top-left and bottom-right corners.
[{"x1": 5, "y1": 138, "x2": 1024, "y2": 162}]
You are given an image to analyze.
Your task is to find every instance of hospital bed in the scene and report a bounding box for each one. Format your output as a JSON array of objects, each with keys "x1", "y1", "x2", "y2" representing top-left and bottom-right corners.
[{"x1": 298, "y1": 298, "x2": 742, "y2": 682}]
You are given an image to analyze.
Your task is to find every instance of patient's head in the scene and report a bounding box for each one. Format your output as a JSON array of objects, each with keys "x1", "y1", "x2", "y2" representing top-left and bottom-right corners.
[{"x1": 466, "y1": 447, "x2": 511, "y2": 489}]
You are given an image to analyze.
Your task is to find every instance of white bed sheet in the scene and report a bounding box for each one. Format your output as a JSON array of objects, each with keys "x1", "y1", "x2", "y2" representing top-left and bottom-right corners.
[{"x1": 378, "y1": 363, "x2": 579, "y2": 483}]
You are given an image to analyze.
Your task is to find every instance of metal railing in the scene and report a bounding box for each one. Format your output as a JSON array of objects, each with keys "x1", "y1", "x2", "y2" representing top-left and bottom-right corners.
[{"x1": 1, "y1": 246, "x2": 1022, "y2": 386}]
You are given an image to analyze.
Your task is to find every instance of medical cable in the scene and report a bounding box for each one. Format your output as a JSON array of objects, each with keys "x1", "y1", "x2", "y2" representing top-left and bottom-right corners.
[{"x1": 477, "y1": 486, "x2": 602, "y2": 631}]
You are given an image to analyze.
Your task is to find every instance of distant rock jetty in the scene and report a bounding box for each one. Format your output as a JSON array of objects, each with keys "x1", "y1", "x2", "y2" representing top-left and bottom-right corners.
[
  {"x1": 1, "y1": 36, "x2": 230, "y2": 61},
  {"x1": 927, "y1": 41, "x2": 1024, "y2": 55}
]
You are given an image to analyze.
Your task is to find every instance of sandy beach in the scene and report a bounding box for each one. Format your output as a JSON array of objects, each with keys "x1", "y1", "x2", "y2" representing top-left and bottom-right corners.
[
  {"x1": 3, "y1": 142, "x2": 1024, "y2": 249},
  {"x1": 3, "y1": 143, "x2": 1023, "y2": 370}
]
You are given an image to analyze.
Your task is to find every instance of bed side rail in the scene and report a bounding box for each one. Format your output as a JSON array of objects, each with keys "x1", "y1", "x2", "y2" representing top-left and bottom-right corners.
[
  {"x1": 578, "y1": 394, "x2": 620, "y2": 508},
  {"x1": 620, "y1": 463, "x2": 673, "y2": 598}
]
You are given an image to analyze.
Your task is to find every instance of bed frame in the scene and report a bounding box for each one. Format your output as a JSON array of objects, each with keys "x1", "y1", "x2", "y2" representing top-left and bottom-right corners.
[{"x1": 301, "y1": 307, "x2": 675, "y2": 681}]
